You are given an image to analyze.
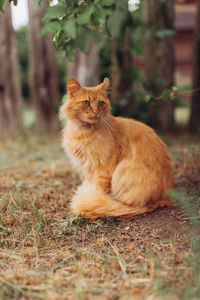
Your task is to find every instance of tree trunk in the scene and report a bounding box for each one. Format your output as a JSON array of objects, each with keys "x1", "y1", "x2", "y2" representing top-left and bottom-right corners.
[
  {"x1": 143, "y1": 0, "x2": 175, "y2": 131},
  {"x1": 113, "y1": 30, "x2": 134, "y2": 115},
  {"x1": 67, "y1": 40, "x2": 99, "y2": 86},
  {"x1": 0, "y1": 2, "x2": 21, "y2": 136},
  {"x1": 28, "y1": 0, "x2": 60, "y2": 134},
  {"x1": 189, "y1": 0, "x2": 200, "y2": 133}
]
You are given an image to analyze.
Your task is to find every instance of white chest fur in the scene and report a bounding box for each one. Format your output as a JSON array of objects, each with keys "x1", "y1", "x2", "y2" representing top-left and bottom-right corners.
[{"x1": 62, "y1": 122, "x2": 115, "y2": 177}]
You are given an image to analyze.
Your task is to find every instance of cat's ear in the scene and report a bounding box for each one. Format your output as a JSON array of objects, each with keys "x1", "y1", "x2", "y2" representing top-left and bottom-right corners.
[
  {"x1": 98, "y1": 77, "x2": 110, "y2": 95},
  {"x1": 67, "y1": 78, "x2": 81, "y2": 97}
]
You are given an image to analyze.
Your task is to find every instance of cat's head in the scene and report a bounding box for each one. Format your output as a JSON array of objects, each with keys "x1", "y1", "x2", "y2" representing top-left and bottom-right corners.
[{"x1": 61, "y1": 78, "x2": 111, "y2": 126}]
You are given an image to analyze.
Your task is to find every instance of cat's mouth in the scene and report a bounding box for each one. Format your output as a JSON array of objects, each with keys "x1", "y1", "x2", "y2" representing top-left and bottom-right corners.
[
  {"x1": 80, "y1": 114, "x2": 101, "y2": 125},
  {"x1": 87, "y1": 115, "x2": 100, "y2": 123},
  {"x1": 89, "y1": 116, "x2": 98, "y2": 120},
  {"x1": 81, "y1": 122, "x2": 92, "y2": 128},
  {"x1": 80, "y1": 118, "x2": 97, "y2": 127}
]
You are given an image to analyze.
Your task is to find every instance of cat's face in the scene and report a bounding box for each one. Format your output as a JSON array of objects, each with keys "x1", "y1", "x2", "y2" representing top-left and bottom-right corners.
[{"x1": 63, "y1": 78, "x2": 111, "y2": 125}]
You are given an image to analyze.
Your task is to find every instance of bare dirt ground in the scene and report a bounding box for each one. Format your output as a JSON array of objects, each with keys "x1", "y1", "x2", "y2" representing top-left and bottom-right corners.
[{"x1": 0, "y1": 132, "x2": 199, "y2": 300}]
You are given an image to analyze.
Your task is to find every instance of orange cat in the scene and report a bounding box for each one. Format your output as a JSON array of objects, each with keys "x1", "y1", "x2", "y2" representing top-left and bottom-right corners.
[{"x1": 60, "y1": 78, "x2": 174, "y2": 219}]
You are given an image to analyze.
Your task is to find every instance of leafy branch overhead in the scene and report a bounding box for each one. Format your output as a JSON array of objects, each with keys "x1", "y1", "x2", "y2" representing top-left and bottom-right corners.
[
  {"x1": 40, "y1": 0, "x2": 134, "y2": 60},
  {"x1": 145, "y1": 85, "x2": 200, "y2": 105},
  {"x1": 145, "y1": 87, "x2": 177, "y2": 104}
]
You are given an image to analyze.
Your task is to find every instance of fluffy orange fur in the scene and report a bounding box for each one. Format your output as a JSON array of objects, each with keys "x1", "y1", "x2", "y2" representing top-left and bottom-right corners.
[{"x1": 60, "y1": 78, "x2": 174, "y2": 219}]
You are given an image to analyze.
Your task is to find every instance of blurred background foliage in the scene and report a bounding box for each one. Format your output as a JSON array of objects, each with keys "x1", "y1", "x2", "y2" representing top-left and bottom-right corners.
[
  {"x1": 15, "y1": 26, "x2": 29, "y2": 101},
  {"x1": 0, "y1": 0, "x2": 199, "y2": 134}
]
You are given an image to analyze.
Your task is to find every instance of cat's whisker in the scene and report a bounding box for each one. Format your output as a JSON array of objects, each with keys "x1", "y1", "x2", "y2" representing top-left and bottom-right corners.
[
  {"x1": 105, "y1": 120, "x2": 112, "y2": 132},
  {"x1": 105, "y1": 119, "x2": 113, "y2": 132},
  {"x1": 102, "y1": 117, "x2": 112, "y2": 132}
]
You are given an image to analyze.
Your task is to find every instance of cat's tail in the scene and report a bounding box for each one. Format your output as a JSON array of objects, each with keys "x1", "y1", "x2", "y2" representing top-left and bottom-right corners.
[{"x1": 70, "y1": 181, "x2": 148, "y2": 219}]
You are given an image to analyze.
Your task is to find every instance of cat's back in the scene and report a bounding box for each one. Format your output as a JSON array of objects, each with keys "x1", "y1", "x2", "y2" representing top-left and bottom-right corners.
[
  {"x1": 114, "y1": 116, "x2": 172, "y2": 164},
  {"x1": 114, "y1": 116, "x2": 159, "y2": 141}
]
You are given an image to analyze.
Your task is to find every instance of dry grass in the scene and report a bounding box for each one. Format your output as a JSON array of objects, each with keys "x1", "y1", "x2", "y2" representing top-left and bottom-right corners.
[{"x1": 0, "y1": 132, "x2": 200, "y2": 300}]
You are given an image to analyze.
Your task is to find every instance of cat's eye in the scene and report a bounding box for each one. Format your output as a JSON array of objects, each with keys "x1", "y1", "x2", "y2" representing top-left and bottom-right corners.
[
  {"x1": 82, "y1": 100, "x2": 90, "y2": 107},
  {"x1": 98, "y1": 101, "x2": 105, "y2": 107}
]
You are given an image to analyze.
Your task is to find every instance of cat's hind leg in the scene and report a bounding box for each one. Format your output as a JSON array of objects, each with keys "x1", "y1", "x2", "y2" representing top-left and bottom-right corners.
[
  {"x1": 118, "y1": 197, "x2": 173, "y2": 219},
  {"x1": 145, "y1": 196, "x2": 173, "y2": 213}
]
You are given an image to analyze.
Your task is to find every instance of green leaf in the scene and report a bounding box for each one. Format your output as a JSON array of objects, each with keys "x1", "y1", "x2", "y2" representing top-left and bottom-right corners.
[
  {"x1": 107, "y1": 0, "x2": 128, "y2": 38},
  {"x1": 0, "y1": 0, "x2": 5, "y2": 12},
  {"x1": 43, "y1": 5, "x2": 66, "y2": 21},
  {"x1": 63, "y1": 19, "x2": 76, "y2": 39},
  {"x1": 102, "y1": 0, "x2": 115, "y2": 7},
  {"x1": 96, "y1": 7, "x2": 112, "y2": 19},
  {"x1": 65, "y1": 47, "x2": 75, "y2": 62},
  {"x1": 61, "y1": 95, "x2": 67, "y2": 104},
  {"x1": 54, "y1": 29, "x2": 63, "y2": 48},
  {"x1": 62, "y1": 40, "x2": 75, "y2": 61},
  {"x1": 145, "y1": 95, "x2": 157, "y2": 104},
  {"x1": 107, "y1": 12, "x2": 120, "y2": 37},
  {"x1": 41, "y1": 21, "x2": 61, "y2": 36},
  {"x1": 33, "y1": 2, "x2": 39, "y2": 9},
  {"x1": 131, "y1": 66, "x2": 140, "y2": 81},
  {"x1": 36, "y1": 0, "x2": 43, "y2": 5},
  {"x1": 156, "y1": 29, "x2": 175, "y2": 39},
  {"x1": 77, "y1": 6, "x2": 94, "y2": 25},
  {"x1": 76, "y1": 27, "x2": 92, "y2": 54},
  {"x1": 33, "y1": 0, "x2": 43, "y2": 7},
  {"x1": 160, "y1": 89, "x2": 171, "y2": 101}
]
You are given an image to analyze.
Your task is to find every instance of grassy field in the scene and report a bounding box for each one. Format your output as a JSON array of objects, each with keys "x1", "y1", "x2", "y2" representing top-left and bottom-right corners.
[{"x1": 0, "y1": 132, "x2": 200, "y2": 300}]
